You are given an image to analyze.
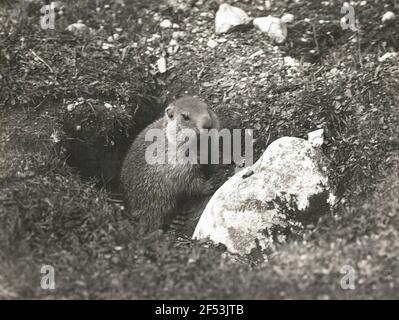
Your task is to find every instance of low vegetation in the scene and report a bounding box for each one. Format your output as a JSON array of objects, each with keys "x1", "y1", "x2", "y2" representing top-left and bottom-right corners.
[{"x1": 0, "y1": 0, "x2": 398, "y2": 298}]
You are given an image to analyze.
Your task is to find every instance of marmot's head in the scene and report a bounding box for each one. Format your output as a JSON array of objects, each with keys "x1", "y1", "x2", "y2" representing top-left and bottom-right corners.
[{"x1": 165, "y1": 96, "x2": 220, "y2": 145}]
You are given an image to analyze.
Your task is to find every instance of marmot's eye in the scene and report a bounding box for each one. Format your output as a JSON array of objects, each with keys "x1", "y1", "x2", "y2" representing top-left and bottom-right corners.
[{"x1": 182, "y1": 113, "x2": 190, "y2": 121}]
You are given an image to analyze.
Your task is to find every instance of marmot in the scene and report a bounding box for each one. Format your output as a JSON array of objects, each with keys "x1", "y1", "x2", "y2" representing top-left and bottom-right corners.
[{"x1": 120, "y1": 96, "x2": 220, "y2": 234}]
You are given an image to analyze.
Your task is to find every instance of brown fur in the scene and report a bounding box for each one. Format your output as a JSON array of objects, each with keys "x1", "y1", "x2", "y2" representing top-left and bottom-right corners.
[{"x1": 120, "y1": 96, "x2": 220, "y2": 234}]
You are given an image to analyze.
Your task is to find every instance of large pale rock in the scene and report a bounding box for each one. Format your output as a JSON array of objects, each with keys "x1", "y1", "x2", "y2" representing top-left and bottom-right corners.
[
  {"x1": 193, "y1": 131, "x2": 335, "y2": 255},
  {"x1": 253, "y1": 16, "x2": 287, "y2": 43},
  {"x1": 215, "y1": 3, "x2": 251, "y2": 34}
]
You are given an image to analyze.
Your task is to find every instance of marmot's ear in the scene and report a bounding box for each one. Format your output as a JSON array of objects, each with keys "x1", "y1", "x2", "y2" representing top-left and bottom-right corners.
[{"x1": 165, "y1": 105, "x2": 175, "y2": 119}]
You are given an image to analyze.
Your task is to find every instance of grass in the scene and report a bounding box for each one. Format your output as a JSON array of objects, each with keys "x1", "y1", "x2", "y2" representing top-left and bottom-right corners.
[{"x1": 0, "y1": 0, "x2": 398, "y2": 299}]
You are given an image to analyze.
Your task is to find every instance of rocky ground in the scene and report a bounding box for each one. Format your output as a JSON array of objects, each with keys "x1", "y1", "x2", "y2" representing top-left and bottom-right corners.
[{"x1": 0, "y1": 0, "x2": 398, "y2": 299}]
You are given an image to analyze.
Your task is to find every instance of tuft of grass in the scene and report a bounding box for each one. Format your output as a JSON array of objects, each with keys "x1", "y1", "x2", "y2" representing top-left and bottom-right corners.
[{"x1": 1, "y1": 0, "x2": 164, "y2": 185}]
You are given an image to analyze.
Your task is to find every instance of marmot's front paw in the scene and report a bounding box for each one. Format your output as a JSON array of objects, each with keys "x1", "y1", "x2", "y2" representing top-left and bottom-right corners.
[{"x1": 202, "y1": 178, "x2": 218, "y2": 196}]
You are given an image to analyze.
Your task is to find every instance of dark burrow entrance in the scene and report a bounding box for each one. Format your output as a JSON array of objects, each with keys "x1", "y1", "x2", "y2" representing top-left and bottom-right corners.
[{"x1": 61, "y1": 94, "x2": 164, "y2": 193}]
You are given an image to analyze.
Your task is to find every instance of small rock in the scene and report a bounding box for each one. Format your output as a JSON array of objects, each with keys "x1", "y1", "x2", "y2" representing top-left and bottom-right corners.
[
  {"x1": 200, "y1": 12, "x2": 213, "y2": 19},
  {"x1": 215, "y1": 3, "x2": 251, "y2": 34},
  {"x1": 166, "y1": 0, "x2": 190, "y2": 11},
  {"x1": 169, "y1": 39, "x2": 179, "y2": 47},
  {"x1": 167, "y1": 39, "x2": 180, "y2": 55},
  {"x1": 67, "y1": 21, "x2": 87, "y2": 35},
  {"x1": 329, "y1": 67, "x2": 338, "y2": 76},
  {"x1": 342, "y1": 2, "x2": 351, "y2": 9},
  {"x1": 253, "y1": 16, "x2": 287, "y2": 43},
  {"x1": 160, "y1": 19, "x2": 173, "y2": 29},
  {"x1": 308, "y1": 129, "x2": 324, "y2": 147},
  {"x1": 281, "y1": 13, "x2": 294, "y2": 24},
  {"x1": 102, "y1": 42, "x2": 114, "y2": 50},
  {"x1": 172, "y1": 31, "x2": 186, "y2": 40},
  {"x1": 382, "y1": 11, "x2": 395, "y2": 23},
  {"x1": 207, "y1": 39, "x2": 218, "y2": 49},
  {"x1": 283, "y1": 56, "x2": 299, "y2": 67},
  {"x1": 157, "y1": 57, "x2": 167, "y2": 73},
  {"x1": 104, "y1": 103, "x2": 114, "y2": 110},
  {"x1": 66, "y1": 103, "x2": 75, "y2": 112},
  {"x1": 378, "y1": 52, "x2": 398, "y2": 62}
]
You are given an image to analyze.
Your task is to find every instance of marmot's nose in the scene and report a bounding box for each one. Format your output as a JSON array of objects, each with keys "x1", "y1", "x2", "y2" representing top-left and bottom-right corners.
[{"x1": 201, "y1": 116, "x2": 213, "y2": 129}]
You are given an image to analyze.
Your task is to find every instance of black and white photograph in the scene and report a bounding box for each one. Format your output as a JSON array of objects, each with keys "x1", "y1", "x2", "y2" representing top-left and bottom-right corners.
[{"x1": 0, "y1": 0, "x2": 398, "y2": 304}]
